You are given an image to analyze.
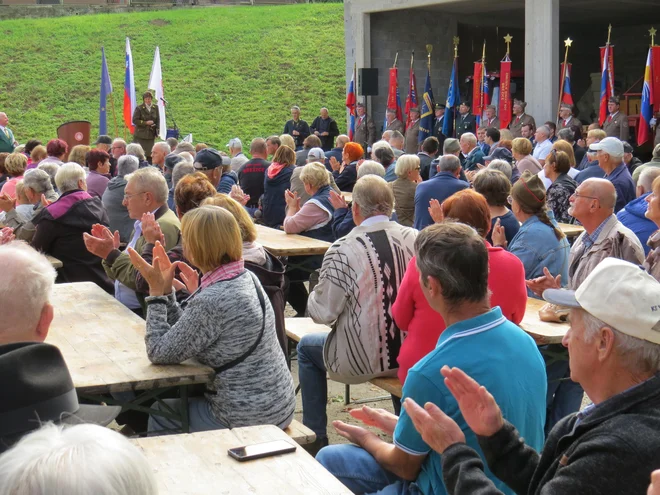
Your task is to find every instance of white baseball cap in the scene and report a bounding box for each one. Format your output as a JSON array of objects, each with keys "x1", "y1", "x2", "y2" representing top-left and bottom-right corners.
[
  {"x1": 307, "y1": 147, "x2": 326, "y2": 161},
  {"x1": 543, "y1": 258, "x2": 660, "y2": 344},
  {"x1": 226, "y1": 138, "x2": 242, "y2": 149},
  {"x1": 589, "y1": 137, "x2": 624, "y2": 157}
]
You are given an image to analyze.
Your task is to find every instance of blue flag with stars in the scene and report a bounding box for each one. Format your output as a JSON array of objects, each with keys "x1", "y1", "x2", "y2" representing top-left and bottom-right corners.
[
  {"x1": 99, "y1": 47, "x2": 113, "y2": 136},
  {"x1": 418, "y1": 68, "x2": 435, "y2": 143},
  {"x1": 442, "y1": 57, "x2": 460, "y2": 137}
]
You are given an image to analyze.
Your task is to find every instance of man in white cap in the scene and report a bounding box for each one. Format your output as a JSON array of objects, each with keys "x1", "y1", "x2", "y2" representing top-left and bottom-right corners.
[
  {"x1": 402, "y1": 258, "x2": 660, "y2": 495},
  {"x1": 591, "y1": 136, "x2": 635, "y2": 212},
  {"x1": 227, "y1": 138, "x2": 248, "y2": 172}
]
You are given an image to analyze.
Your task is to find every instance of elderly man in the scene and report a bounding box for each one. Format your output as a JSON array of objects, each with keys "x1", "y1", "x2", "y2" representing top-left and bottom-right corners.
[
  {"x1": 476, "y1": 127, "x2": 490, "y2": 155},
  {"x1": 389, "y1": 131, "x2": 405, "y2": 159},
  {"x1": 84, "y1": 167, "x2": 180, "y2": 313},
  {"x1": 317, "y1": 223, "x2": 546, "y2": 495},
  {"x1": 404, "y1": 258, "x2": 660, "y2": 495},
  {"x1": 296, "y1": 135, "x2": 323, "y2": 166},
  {"x1": 297, "y1": 175, "x2": 417, "y2": 455},
  {"x1": 102, "y1": 155, "x2": 140, "y2": 243},
  {"x1": 479, "y1": 105, "x2": 499, "y2": 130},
  {"x1": 414, "y1": 155, "x2": 469, "y2": 230},
  {"x1": 385, "y1": 108, "x2": 404, "y2": 133},
  {"x1": 632, "y1": 143, "x2": 660, "y2": 185},
  {"x1": 557, "y1": 103, "x2": 575, "y2": 132},
  {"x1": 460, "y1": 132, "x2": 484, "y2": 172},
  {"x1": 0, "y1": 169, "x2": 58, "y2": 242},
  {"x1": 166, "y1": 137, "x2": 178, "y2": 152},
  {"x1": 532, "y1": 125, "x2": 553, "y2": 165},
  {"x1": 111, "y1": 138, "x2": 127, "y2": 163},
  {"x1": 226, "y1": 137, "x2": 248, "y2": 172},
  {"x1": 576, "y1": 130, "x2": 607, "y2": 180},
  {"x1": 238, "y1": 138, "x2": 270, "y2": 209},
  {"x1": 190, "y1": 148, "x2": 229, "y2": 191},
  {"x1": 0, "y1": 112, "x2": 17, "y2": 153},
  {"x1": 265, "y1": 135, "x2": 281, "y2": 158},
  {"x1": 508, "y1": 99, "x2": 536, "y2": 138},
  {"x1": 590, "y1": 137, "x2": 635, "y2": 212},
  {"x1": 150, "y1": 142, "x2": 170, "y2": 173},
  {"x1": 310, "y1": 107, "x2": 340, "y2": 152},
  {"x1": 283, "y1": 106, "x2": 310, "y2": 151},
  {"x1": 354, "y1": 104, "x2": 376, "y2": 155},
  {"x1": 603, "y1": 96, "x2": 629, "y2": 140},
  {"x1": 623, "y1": 141, "x2": 643, "y2": 175},
  {"x1": 404, "y1": 107, "x2": 421, "y2": 154},
  {"x1": 325, "y1": 134, "x2": 349, "y2": 165},
  {"x1": 617, "y1": 167, "x2": 660, "y2": 255}
]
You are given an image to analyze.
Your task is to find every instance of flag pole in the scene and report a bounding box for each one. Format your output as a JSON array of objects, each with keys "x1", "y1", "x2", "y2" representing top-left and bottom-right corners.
[
  {"x1": 453, "y1": 36, "x2": 459, "y2": 138},
  {"x1": 480, "y1": 40, "x2": 486, "y2": 120},
  {"x1": 110, "y1": 96, "x2": 118, "y2": 138},
  {"x1": 393, "y1": 52, "x2": 398, "y2": 68},
  {"x1": 556, "y1": 37, "x2": 573, "y2": 126}
]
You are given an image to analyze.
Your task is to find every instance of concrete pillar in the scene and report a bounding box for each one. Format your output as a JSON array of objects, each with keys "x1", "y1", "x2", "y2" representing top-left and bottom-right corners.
[
  {"x1": 344, "y1": 4, "x2": 371, "y2": 129},
  {"x1": 524, "y1": 0, "x2": 559, "y2": 124}
]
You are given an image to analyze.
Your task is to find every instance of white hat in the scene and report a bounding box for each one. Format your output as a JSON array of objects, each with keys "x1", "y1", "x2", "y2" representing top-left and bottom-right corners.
[
  {"x1": 589, "y1": 137, "x2": 624, "y2": 157},
  {"x1": 226, "y1": 138, "x2": 242, "y2": 149},
  {"x1": 543, "y1": 258, "x2": 660, "y2": 344},
  {"x1": 307, "y1": 147, "x2": 325, "y2": 161}
]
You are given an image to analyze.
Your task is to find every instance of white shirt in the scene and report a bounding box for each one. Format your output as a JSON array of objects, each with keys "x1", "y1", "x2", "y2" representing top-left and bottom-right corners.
[
  {"x1": 532, "y1": 139, "x2": 553, "y2": 162},
  {"x1": 360, "y1": 215, "x2": 390, "y2": 227}
]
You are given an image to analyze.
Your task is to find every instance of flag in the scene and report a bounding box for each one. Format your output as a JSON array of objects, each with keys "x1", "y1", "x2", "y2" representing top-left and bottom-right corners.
[
  {"x1": 147, "y1": 46, "x2": 167, "y2": 140},
  {"x1": 123, "y1": 38, "x2": 136, "y2": 134},
  {"x1": 560, "y1": 63, "x2": 574, "y2": 105},
  {"x1": 442, "y1": 57, "x2": 460, "y2": 137},
  {"x1": 599, "y1": 45, "x2": 614, "y2": 125},
  {"x1": 652, "y1": 46, "x2": 660, "y2": 113},
  {"x1": 638, "y1": 48, "x2": 654, "y2": 146},
  {"x1": 384, "y1": 67, "x2": 403, "y2": 129},
  {"x1": 404, "y1": 63, "x2": 418, "y2": 129},
  {"x1": 99, "y1": 47, "x2": 113, "y2": 136},
  {"x1": 346, "y1": 65, "x2": 356, "y2": 141},
  {"x1": 499, "y1": 55, "x2": 512, "y2": 129},
  {"x1": 472, "y1": 61, "x2": 484, "y2": 119},
  {"x1": 418, "y1": 68, "x2": 435, "y2": 143},
  {"x1": 182, "y1": 133, "x2": 193, "y2": 143}
]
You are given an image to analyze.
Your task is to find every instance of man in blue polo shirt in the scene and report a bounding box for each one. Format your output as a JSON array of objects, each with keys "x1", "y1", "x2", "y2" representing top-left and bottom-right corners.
[
  {"x1": 316, "y1": 223, "x2": 547, "y2": 495},
  {"x1": 590, "y1": 137, "x2": 635, "y2": 213}
]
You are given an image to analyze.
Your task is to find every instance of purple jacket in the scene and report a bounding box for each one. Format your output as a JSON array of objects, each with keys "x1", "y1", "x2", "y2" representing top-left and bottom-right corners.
[{"x1": 86, "y1": 170, "x2": 111, "y2": 199}]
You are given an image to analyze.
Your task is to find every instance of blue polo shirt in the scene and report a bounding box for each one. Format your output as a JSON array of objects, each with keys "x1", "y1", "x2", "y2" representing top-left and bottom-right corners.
[
  {"x1": 393, "y1": 307, "x2": 547, "y2": 495},
  {"x1": 605, "y1": 162, "x2": 636, "y2": 213}
]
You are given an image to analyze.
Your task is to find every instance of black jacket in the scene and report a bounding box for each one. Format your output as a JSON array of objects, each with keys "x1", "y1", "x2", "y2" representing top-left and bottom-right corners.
[
  {"x1": 310, "y1": 116, "x2": 340, "y2": 151},
  {"x1": 283, "y1": 119, "x2": 310, "y2": 149},
  {"x1": 441, "y1": 374, "x2": 660, "y2": 495}
]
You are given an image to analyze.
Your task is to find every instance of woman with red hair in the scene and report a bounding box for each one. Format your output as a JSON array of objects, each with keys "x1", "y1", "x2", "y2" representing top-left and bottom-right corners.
[
  {"x1": 328, "y1": 142, "x2": 363, "y2": 192},
  {"x1": 392, "y1": 188, "x2": 528, "y2": 384},
  {"x1": 39, "y1": 139, "x2": 68, "y2": 168}
]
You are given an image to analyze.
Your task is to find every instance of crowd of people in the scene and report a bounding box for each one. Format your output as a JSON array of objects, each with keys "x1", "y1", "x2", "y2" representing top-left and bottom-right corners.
[{"x1": 1, "y1": 95, "x2": 660, "y2": 494}]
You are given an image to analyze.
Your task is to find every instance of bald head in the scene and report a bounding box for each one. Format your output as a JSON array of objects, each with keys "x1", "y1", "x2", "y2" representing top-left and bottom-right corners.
[
  {"x1": 335, "y1": 135, "x2": 349, "y2": 148},
  {"x1": 583, "y1": 178, "x2": 617, "y2": 210},
  {"x1": 0, "y1": 113, "x2": 8, "y2": 127},
  {"x1": 382, "y1": 130, "x2": 393, "y2": 143}
]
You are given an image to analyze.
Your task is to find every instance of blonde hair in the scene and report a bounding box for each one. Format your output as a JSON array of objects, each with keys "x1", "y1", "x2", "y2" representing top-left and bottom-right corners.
[
  {"x1": 552, "y1": 140, "x2": 576, "y2": 167},
  {"x1": 15, "y1": 180, "x2": 29, "y2": 204},
  {"x1": 202, "y1": 194, "x2": 257, "y2": 243},
  {"x1": 512, "y1": 137, "x2": 533, "y2": 156},
  {"x1": 181, "y1": 206, "x2": 243, "y2": 273},
  {"x1": 499, "y1": 129, "x2": 514, "y2": 142},
  {"x1": 587, "y1": 129, "x2": 607, "y2": 141},
  {"x1": 68, "y1": 145, "x2": 91, "y2": 168},
  {"x1": 4, "y1": 152, "x2": 27, "y2": 177},
  {"x1": 394, "y1": 154, "x2": 420, "y2": 179},
  {"x1": 299, "y1": 162, "x2": 330, "y2": 189},
  {"x1": 279, "y1": 134, "x2": 296, "y2": 151},
  {"x1": 30, "y1": 145, "x2": 48, "y2": 164}
]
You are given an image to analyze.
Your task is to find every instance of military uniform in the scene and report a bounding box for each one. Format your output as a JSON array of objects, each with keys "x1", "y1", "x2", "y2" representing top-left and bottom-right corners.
[
  {"x1": 385, "y1": 119, "x2": 404, "y2": 134},
  {"x1": 456, "y1": 113, "x2": 476, "y2": 137},
  {"x1": 479, "y1": 117, "x2": 500, "y2": 130},
  {"x1": 433, "y1": 116, "x2": 447, "y2": 151},
  {"x1": 509, "y1": 113, "x2": 536, "y2": 138},
  {"x1": 603, "y1": 111, "x2": 629, "y2": 140},
  {"x1": 0, "y1": 127, "x2": 16, "y2": 153},
  {"x1": 354, "y1": 114, "x2": 376, "y2": 153},
  {"x1": 132, "y1": 103, "x2": 159, "y2": 160},
  {"x1": 557, "y1": 116, "x2": 576, "y2": 133},
  {"x1": 404, "y1": 120, "x2": 420, "y2": 154}
]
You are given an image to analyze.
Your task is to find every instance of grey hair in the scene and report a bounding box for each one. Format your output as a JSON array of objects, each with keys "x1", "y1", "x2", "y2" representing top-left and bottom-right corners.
[
  {"x1": 443, "y1": 138, "x2": 461, "y2": 154},
  {"x1": 22, "y1": 169, "x2": 54, "y2": 195},
  {"x1": 460, "y1": 132, "x2": 477, "y2": 146},
  {"x1": 395, "y1": 154, "x2": 420, "y2": 178},
  {"x1": 152, "y1": 142, "x2": 171, "y2": 155},
  {"x1": 112, "y1": 138, "x2": 126, "y2": 148},
  {"x1": 0, "y1": 423, "x2": 158, "y2": 495},
  {"x1": 357, "y1": 160, "x2": 386, "y2": 178},
  {"x1": 172, "y1": 162, "x2": 195, "y2": 191},
  {"x1": 639, "y1": 167, "x2": 660, "y2": 193},
  {"x1": 125, "y1": 167, "x2": 168, "y2": 204},
  {"x1": 0, "y1": 242, "x2": 56, "y2": 337},
  {"x1": 488, "y1": 159, "x2": 512, "y2": 180},
  {"x1": 537, "y1": 125, "x2": 551, "y2": 138},
  {"x1": 653, "y1": 144, "x2": 660, "y2": 159},
  {"x1": 117, "y1": 155, "x2": 139, "y2": 177},
  {"x1": 437, "y1": 154, "x2": 461, "y2": 173},
  {"x1": 371, "y1": 140, "x2": 393, "y2": 155},
  {"x1": 177, "y1": 152, "x2": 194, "y2": 165},
  {"x1": 557, "y1": 128, "x2": 575, "y2": 143},
  {"x1": 55, "y1": 163, "x2": 86, "y2": 193},
  {"x1": 291, "y1": 105, "x2": 300, "y2": 112},
  {"x1": 352, "y1": 175, "x2": 394, "y2": 218},
  {"x1": 579, "y1": 309, "x2": 660, "y2": 374},
  {"x1": 36, "y1": 163, "x2": 59, "y2": 190},
  {"x1": 126, "y1": 143, "x2": 145, "y2": 162},
  {"x1": 390, "y1": 131, "x2": 404, "y2": 146}
]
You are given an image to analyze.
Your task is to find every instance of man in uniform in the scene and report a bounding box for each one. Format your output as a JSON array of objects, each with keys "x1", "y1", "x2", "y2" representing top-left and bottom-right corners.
[
  {"x1": 404, "y1": 107, "x2": 421, "y2": 154},
  {"x1": 557, "y1": 103, "x2": 575, "y2": 132},
  {"x1": 479, "y1": 104, "x2": 499, "y2": 130},
  {"x1": 455, "y1": 101, "x2": 476, "y2": 138},
  {"x1": 353, "y1": 103, "x2": 376, "y2": 155},
  {"x1": 603, "y1": 96, "x2": 629, "y2": 140},
  {"x1": 132, "y1": 90, "x2": 159, "y2": 162},
  {"x1": 384, "y1": 108, "x2": 404, "y2": 133},
  {"x1": 283, "y1": 106, "x2": 310, "y2": 151},
  {"x1": 509, "y1": 99, "x2": 536, "y2": 138},
  {"x1": 310, "y1": 107, "x2": 339, "y2": 152},
  {"x1": 433, "y1": 104, "x2": 446, "y2": 151},
  {"x1": 0, "y1": 113, "x2": 18, "y2": 153}
]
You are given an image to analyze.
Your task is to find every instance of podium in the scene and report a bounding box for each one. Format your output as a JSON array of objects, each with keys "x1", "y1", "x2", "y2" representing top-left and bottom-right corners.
[{"x1": 57, "y1": 121, "x2": 91, "y2": 160}]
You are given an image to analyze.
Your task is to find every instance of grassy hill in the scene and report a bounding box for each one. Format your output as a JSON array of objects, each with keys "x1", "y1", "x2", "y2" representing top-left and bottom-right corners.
[{"x1": 0, "y1": 4, "x2": 346, "y2": 147}]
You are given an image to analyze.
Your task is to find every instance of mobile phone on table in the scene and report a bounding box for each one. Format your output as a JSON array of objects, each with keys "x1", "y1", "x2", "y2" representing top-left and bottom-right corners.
[{"x1": 228, "y1": 440, "x2": 296, "y2": 462}]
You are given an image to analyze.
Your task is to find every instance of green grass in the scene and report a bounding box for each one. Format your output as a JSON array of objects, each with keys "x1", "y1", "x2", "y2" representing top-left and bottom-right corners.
[{"x1": 0, "y1": 4, "x2": 346, "y2": 147}]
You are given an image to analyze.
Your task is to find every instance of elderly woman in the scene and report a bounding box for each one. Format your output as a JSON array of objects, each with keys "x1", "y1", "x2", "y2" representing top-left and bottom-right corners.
[
  {"x1": 27, "y1": 145, "x2": 47, "y2": 170},
  {"x1": 544, "y1": 150, "x2": 577, "y2": 223},
  {"x1": 85, "y1": 149, "x2": 112, "y2": 199},
  {"x1": 127, "y1": 143, "x2": 149, "y2": 169},
  {"x1": 31, "y1": 163, "x2": 113, "y2": 293},
  {"x1": 330, "y1": 142, "x2": 363, "y2": 192},
  {"x1": 279, "y1": 134, "x2": 296, "y2": 152},
  {"x1": 372, "y1": 141, "x2": 396, "y2": 182},
  {"x1": 492, "y1": 170, "x2": 570, "y2": 296},
  {"x1": 394, "y1": 188, "x2": 527, "y2": 383},
  {"x1": 512, "y1": 137, "x2": 542, "y2": 176},
  {"x1": 643, "y1": 175, "x2": 660, "y2": 280},
  {"x1": 102, "y1": 155, "x2": 139, "y2": 243},
  {"x1": 473, "y1": 168, "x2": 520, "y2": 245},
  {"x1": 128, "y1": 205, "x2": 296, "y2": 433},
  {"x1": 262, "y1": 145, "x2": 296, "y2": 228},
  {"x1": 39, "y1": 139, "x2": 68, "y2": 167},
  {"x1": 68, "y1": 145, "x2": 91, "y2": 169},
  {"x1": 0, "y1": 152, "x2": 26, "y2": 198},
  {"x1": 389, "y1": 154, "x2": 420, "y2": 227},
  {"x1": 290, "y1": 148, "x2": 340, "y2": 205}
]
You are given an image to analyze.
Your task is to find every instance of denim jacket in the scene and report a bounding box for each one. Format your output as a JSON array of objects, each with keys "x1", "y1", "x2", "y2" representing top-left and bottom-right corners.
[{"x1": 508, "y1": 212, "x2": 570, "y2": 297}]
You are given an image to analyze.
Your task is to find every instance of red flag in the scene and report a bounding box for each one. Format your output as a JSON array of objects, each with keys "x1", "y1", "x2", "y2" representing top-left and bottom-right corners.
[
  {"x1": 386, "y1": 68, "x2": 403, "y2": 123},
  {"x1": 404, "y1": 66, "x2": 418, "y2": 129},
  {"x1": 599, "y1": 45, "x2": 615, "y2": 126},
  {"x1": 472, "y1": 62, "x2": 484, "y2": 117},
  {"x1": 499, "y1": 57, "x2": 512, "y2": 129},
  {"x1": 652, "y1": 46, "x2": 660, "y2": 113}
]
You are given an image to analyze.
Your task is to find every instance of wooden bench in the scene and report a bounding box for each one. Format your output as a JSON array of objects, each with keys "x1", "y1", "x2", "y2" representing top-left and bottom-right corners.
[
  {"x1": 283, "y1": 419, "x2": 316, "y2": 446},
  {"x1": 369, "y1": 377, "x2": 403, "y2": 399}
]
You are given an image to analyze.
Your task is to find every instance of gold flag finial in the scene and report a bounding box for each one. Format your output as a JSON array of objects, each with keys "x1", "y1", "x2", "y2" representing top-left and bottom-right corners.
[
  {"x1": 607, "y1": 24, "x2": 612, "y2": 45},
  {"x1": 452, "y1": 36, "x2": 460, "y2": 58},
  {"x1": 650, "y1": 27, "x2": 657, "y2": 46},
  {"x1": 564, "y1": 37, "x2": 573, "y2": 48},
  {"x1": 503, "y1": 34, "x2": 512, "y2": 55},
  {"x1": 426, "y1": 44, "x2": 432, "y2": 69}
]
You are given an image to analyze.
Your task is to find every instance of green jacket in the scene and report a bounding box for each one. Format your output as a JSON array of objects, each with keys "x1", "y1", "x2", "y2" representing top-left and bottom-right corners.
[
  {"x1": 103, "y1": 205, "x2": 180, "y2": 306},
  {"x1": 132, "y1": 104, "x2": 159, "y2": 140},
  {"x1": 0, "y1": 127, "x2": 16, "y2": 153}
]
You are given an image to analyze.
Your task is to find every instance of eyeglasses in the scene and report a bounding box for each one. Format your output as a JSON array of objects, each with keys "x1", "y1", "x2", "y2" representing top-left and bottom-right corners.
[
  {"x1": 571, "y1": 192, "x2": 599, "y2": 201},
  {"x1": 123, "y1": 191, "x2": 146, "y2": 201}
]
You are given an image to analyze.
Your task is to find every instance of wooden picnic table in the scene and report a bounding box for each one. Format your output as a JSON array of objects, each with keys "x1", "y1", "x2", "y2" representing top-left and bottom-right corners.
[
  {"x1": 519, "y1": 297, "x2": 569, "y2": 345},
  {"x1": 47, "y1": 255, "x2": 63, "y2": 269},
  {"x1": 558, "y1": 223, "x2": 584, "y2": 238},
  {"x1": 255, "y1": 224, "x2": 332, "y2": 257},
  {"x1": 132, "y1": 424, "x2": 351, "y2": 495}
]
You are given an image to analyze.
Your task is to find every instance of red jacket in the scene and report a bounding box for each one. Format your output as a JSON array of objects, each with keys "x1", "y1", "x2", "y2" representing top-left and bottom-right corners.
[{"x1": 393, "y1": 242, "x2": 527, "y2": 383}]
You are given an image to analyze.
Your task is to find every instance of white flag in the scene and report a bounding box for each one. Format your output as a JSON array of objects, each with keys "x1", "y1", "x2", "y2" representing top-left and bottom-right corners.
[
  {"x1": 182, "y1": 133, "x2": 193, "y2": 143},
  {"x1": 148, "y1": 46, "x2": 167, "y2": 140}
]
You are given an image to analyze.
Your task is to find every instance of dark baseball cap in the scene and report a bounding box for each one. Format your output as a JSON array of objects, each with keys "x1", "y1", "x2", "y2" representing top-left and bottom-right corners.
[
  {"x1": 95, "y1": 135, "x2": 112, "y2": 145},
  {"x1": 193, "y1": 148, "x2": 230, "y2": 171},
  {"x1": 164, "y1": 153, "x2": 183, "y2": 170},
  {"x1": 483, "y1": 147, "x2": 513, "y2": 164}
]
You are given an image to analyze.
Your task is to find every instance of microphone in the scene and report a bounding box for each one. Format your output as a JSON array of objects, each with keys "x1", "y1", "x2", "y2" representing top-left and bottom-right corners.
[{"x1": 160, "y1": 97, "x2": 168, "y2": 105}]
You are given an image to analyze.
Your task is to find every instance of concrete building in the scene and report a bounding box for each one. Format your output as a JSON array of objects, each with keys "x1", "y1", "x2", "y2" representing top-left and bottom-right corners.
[{"x1": 345, "y1": 0, "x2": 660, "y2": 132}]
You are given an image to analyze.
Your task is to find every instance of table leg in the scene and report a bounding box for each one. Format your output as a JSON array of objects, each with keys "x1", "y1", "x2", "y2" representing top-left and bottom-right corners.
[
  {"x1": 344, "y1": 384, "x2": 350, "y2": 405},
  {"x1": 180, "y1": 385, "x2": 190, "y2": 434}
]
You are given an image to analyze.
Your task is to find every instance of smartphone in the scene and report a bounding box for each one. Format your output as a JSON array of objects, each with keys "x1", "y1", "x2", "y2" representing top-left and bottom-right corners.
[{"x1": 228, "y1": 440, "x2": 296, "y2": 462}]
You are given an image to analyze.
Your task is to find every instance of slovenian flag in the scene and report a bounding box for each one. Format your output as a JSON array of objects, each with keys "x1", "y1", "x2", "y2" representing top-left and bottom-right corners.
[
  {"x1": 346, "y1": 65, "x2": 356, "y2": 141},
  {"x1": 123, "y1": 37, "x2": 136, "y2": 135},
  {"x1": 560, "y1": 62, "x2": 574, "y2": 105},
  {"x1": 599, "y1": 44, "x2": 614, "y2": 126},
  {"x1": 638, "y1": 48, "x2": 654, "y2": 146},
  {"x1": 99, "y1": 47, "x2": 113, "y2": 136}
]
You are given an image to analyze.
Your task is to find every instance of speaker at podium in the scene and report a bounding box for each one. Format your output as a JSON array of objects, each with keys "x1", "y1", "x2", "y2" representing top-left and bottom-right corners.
[{"x1": 57, "y1": 121, "x2": 91, "y2": 160}]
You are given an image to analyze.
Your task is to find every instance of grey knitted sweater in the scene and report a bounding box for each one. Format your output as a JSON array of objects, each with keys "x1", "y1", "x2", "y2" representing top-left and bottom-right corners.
[{"x1": 144, "y1": 271, "x2": 296, "y2": 428}]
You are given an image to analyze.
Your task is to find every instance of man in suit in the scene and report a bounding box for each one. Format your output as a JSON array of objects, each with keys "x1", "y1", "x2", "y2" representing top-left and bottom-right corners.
[
  {"x1": 0, "y1": 113, "x2": 17, "y2": 153},
  {"x1": 353, "y1": 103, "x2": 376, "y2": 155},
  {"x1": 460, "y1": 132, "x2": 485, "y2": 172},
  {"x1": 455, "y1": 101, "x2": 476, "y2": 138},
  {"x1": 404, "y1": 107, "x2": 421, "y2": 154},
  {"x1": 603, "y1": 96, "x2": 629, "y2": 141},
  {"x1": 132, "y1": 90, "x2": 159, "y2": 162},
  {"x1": 508, "y1": 99, "x2": 536, "y2": 138},
  {"x1": 479, "y1": 105, "x2": 500, "y2": 130},
  {"x1": 418, "y1": 136, "x2": 440, "y2": 181},
  {"x1": 283, "y1": 106, "x2": 310, "y2": 151},
  {"x1": 310, "y1": 107, "x2": 339, "y2": 152},
  {"x1": 433, "y1": 105, "x2": 447, "y2": 151},
  {"x1": 557, "y1": 104, "x2": 575, "y2": 132},
  {"x1": 384, "y1": 108, "x2": 404, "y2": 133}
]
